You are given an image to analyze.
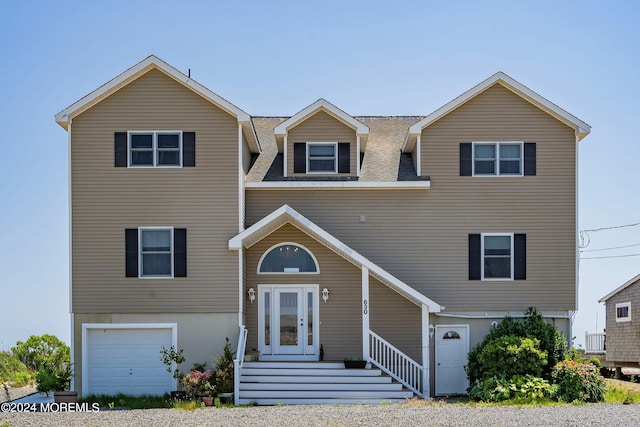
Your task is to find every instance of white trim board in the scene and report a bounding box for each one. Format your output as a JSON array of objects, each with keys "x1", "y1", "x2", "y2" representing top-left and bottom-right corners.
[
  {"x1": 403, "y1": 71, "x2": 591, "y2": 152},
  {"x1": 228, "y1": 204, "x2": 441, "y2": 312},
  {"x1": 54, "y1": 55, "x2": 260, "y2": 152},
  {"x1": 600, "y1": 273, "x2": 640, "y2": 303},
  {"x1": 274, "y1": 99, "x2": 369, "y2": 152},
  {"x1": 245, "y1": 181, "x2": 430, "y2": 190}
]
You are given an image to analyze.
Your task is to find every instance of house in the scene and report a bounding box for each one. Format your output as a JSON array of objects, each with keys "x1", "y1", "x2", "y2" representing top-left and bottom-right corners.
[
  {"x1": 598, "y1": 273, "x2": 640, "y2": 367},
  {"x1": 55, "y1": 55, "x2": 590, "y2": 403}
]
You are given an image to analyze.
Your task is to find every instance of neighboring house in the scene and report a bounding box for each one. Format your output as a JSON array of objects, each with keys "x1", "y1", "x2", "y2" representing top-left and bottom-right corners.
[
  {"x1": 55, "y1": 56, "x2": 590, "y2": 403},
  {"x1": 599, "y1": 273, "x2": 640, "y2": 367}
]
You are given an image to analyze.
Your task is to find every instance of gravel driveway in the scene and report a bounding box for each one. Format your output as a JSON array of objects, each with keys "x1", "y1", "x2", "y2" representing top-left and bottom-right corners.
[{"x1": 2, "y1": 403, "x2": 640, "y2": 427}]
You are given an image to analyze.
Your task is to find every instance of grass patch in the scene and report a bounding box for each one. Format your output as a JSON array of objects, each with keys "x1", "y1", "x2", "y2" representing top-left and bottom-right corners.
[
  {"x1": 172, "y1": 400, "x2": 204, "y2": 411},
  {"x1": 0, "y1": 352, "x2": 33, "y2": 387},
  {"x1": 80, "y1": 393, "x2": 173, "y2": 409},
  {"x1": 605, "y1": 379, "x2": 640, "y2": 404}
]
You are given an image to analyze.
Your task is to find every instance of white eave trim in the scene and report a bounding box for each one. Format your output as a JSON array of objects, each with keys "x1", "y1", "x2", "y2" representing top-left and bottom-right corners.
[
  {"x1": 55, "y1": 55, "x2": 252, "y2": 129},
  {"x1": 245, "y1": 181, "x2": 430, "y2": 190},
  {"x1": 274, "y1": 99, "x2": 369, "y2": 136},
  {"x1": 402, "y1": 71, "x2": 591, "y2": 152},
  {"x1": 599, "y1": 273, "x2": 640, "y2": 303},
  {"x1": 228, "y1": 204, "x2": 441, "y2": 312}
]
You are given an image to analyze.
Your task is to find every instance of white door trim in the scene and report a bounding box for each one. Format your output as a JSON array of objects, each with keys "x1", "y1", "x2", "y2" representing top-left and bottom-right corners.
[
  {"x1": 258, "y1": 284, "x2": 320, "y2": 361},
  {"x1": 435, "y1": 324, "x2": 469, "y2": 396},
  {"x1": 81, "y1": 323, "x2": 177, "y2": 397}
]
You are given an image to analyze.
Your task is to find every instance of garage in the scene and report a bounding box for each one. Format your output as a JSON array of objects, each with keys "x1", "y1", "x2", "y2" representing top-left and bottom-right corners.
[{"x1": 83, "y1": 324, "x2": 175, "y2": 396}]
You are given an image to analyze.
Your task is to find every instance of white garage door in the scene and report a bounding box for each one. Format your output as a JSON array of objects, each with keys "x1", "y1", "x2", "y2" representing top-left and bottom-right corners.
[{"x1": 86, "y1": 327, "x2": 173, "y2": 396}]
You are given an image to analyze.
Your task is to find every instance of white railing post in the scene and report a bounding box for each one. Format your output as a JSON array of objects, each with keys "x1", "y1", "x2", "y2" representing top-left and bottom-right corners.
[
  {"x1": 421, "y1": 304, "x2": 430, "y2": 399},
  {"x1": 234, "y1": 325, "x2": 248, "y2": 406},
  {"x1": 368, "y1": 330, "x2": 424, "y2": 397},
  {"x1": 362, "y1": 267, "x2": 370, "y2": 361}
]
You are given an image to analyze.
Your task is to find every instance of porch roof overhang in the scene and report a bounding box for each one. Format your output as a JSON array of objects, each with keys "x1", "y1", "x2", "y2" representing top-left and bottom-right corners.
[{"x1": 229, "y1": 204, "x2": 442, "y2": 312}]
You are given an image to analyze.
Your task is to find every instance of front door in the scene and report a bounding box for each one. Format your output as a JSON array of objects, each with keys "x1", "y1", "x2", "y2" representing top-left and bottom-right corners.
[
  {"x1": 435, "y1": 325, "x2": 469, "y2": 395},
  {"x1": 258, "y1": 285, "x2": 319, "y2": 360}
]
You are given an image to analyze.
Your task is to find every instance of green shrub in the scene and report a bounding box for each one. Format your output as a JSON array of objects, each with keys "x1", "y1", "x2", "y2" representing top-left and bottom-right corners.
[
  {"x1": 35, "y1": 361, "x2": 72, "y2": 395},
  {"x1": 477, "y1": 336, "x2": 547, "y2": 380},
  {"x1": 12, "y1": 335, "x2": 70, "y2": 372},
  {"x1": 466, "y1": 307, "x2": 566, "y2": 384},
  {"x1": 0, "y1": 351, "x2": 32, "y2": 387},
  {"x1": 588, "y1": 357, "x2": 601, "y2": 368},
  {"x1": 550, "y1": 360, "x2": 605, "y2": 402},
  {"x1": 469, "y1": 375, "x2": 555, "y2": 402}
]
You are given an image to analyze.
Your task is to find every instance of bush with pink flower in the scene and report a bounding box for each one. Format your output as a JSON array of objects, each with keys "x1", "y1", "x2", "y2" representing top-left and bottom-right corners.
[
  {"x1": 551, "y1": 360, "x2": 605, "y2": 402},
  {"x1": 181, "y1": 369, "x2": 215, "y2": 398}
]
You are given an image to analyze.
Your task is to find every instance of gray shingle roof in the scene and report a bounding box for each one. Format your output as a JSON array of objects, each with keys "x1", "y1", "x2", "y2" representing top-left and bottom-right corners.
[{"x1": 248, "y1": 116, "x2": 425, "y2": 182}]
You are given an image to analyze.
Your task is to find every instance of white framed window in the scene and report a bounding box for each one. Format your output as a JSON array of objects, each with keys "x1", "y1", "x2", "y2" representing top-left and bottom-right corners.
[
  {"x1": 129, "y1": 131, "x2": 182, "y2": 167},
  {"x1": 473, "y1": 142, "x2": 523, "y2": 176},
  {"x1": 481, "y1": 233, "x2": 514, "y2": 280},
  {"x1": 616, "y1": 302, "x2": 631, "y2": 322},
  {"x1": 306, "y1": 142, "x2": 337, "y2": 174},
  {"x1": 139, "y1": 227, "x2": 174, "y2": 278}
]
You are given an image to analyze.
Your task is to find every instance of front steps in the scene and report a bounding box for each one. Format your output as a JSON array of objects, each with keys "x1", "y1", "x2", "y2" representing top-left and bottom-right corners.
[{"x1": 237, "y1": 361, "x2": 413, "y2": 405}]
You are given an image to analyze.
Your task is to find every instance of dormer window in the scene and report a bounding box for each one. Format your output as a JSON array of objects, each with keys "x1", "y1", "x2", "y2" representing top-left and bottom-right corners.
[
  {"x1": 307, "y1": 142, "x2": 337, "y2": 173},
  {"x1": 293, "y1": 142, "x2": 350, "y2": 175}
]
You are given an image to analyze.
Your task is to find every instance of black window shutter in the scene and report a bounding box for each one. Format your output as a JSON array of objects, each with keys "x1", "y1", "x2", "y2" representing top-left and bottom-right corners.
[
  {"x1": 514, "y1": 234, "x2": 526, "y2": 280},
  {"x1": 115, "y1": 132, "x2": 128, "y2": 167},
  {"x1": 174, "y1": 228, "x2": 187, "y2": 277},
  {"x1": 524, "y1": 143, "x2": 536, "y2": 176},
  {"x1": 338, "y1": 143, "x2": 350, "y2": 173},
  {"x1": 183, "y1": 132, "x2": 196, "y2": 167},
  {"x1": 125, "y1": 229, "x2": 138, "y2": 277},
  {"x1": 469, "y1": 234, "x2": 481, "y2": 280},
  {"x1": 460, "y1": 143, "x2": 472, "y2": 176},
  {"x1": 293, "y1": 143, "x2": 306, "y2": 173}
]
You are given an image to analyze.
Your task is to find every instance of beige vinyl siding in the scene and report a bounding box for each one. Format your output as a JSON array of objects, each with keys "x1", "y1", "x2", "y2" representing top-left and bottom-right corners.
[
  {"x1": 370, "y1": 277, "x2": 422, "y2": 362},
  {"x1": 605, "y1": 281, "x2": 640, "y2": 364},
  {"x1": 287, "y1": 110, "x2": 357, "y2": 177},
  {"x1": 71, "y1": 69, "x2": 239, "y2": 313},
  {"x1": 242, "y1": 132, "x2": 252, "y2": 174},
  {"x1": 246, "y1": 85, "x2": 577, "y2": 312},
  {"x1": 244, "y1": 223, "x2": 362, "y2": 360}
]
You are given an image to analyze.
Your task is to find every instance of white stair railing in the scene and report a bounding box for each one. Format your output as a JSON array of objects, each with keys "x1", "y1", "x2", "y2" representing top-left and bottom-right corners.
[
  {"x1": 369, "y1": 330, "x2": 423, "y2": 397},
  {"x1": 233, "y1": 325, "x2": 248, "y2": 406},
  {"x1": 585, "y1": 332, "x2": 605, "y2": 354}
]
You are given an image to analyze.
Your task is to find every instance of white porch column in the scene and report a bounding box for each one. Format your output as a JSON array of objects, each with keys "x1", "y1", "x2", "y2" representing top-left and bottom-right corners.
[
  {"x1": 421, "y1": 303, "x2": 430, "y2": 398},
  {"x1": 362, "y1": 267, "x2": 370, "y2": 361}
]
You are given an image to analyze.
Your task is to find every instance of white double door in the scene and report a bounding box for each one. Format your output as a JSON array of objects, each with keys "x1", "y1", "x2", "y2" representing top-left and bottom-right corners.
[{"x1": 258, "y1": 285, "x2": 319, "y2": 360}]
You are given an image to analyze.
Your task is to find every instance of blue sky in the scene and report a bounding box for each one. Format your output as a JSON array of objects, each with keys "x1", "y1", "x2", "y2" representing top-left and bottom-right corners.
[{"x1": 0, "y1": 0, "x2": 638, "y2": 350}]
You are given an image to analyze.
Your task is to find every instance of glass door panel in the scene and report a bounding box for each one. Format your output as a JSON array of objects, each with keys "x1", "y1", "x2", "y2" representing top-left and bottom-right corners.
[{"x1": 279, "y1": 292, "x2": 298, "y2": 346}]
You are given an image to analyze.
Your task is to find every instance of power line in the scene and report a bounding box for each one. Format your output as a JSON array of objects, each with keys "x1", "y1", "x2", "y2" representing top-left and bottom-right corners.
[
  {"x1": 580, "y1": 253, "x2": 640, "y2": 260},
  {"x1": 580, "y1": 243, "x2": 640, "y2": 253},
  {"x1": 582, "y1": 222, "x2": 640, "y2": 233},
  {"x1": 579, "y1": 221, "x2": 640, "y2": 249}
]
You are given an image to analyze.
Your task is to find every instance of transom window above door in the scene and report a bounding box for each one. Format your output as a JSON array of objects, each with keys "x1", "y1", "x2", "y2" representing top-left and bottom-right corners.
[{"x1": 258, "y1": 243, "x2": 319, "y2": 273}]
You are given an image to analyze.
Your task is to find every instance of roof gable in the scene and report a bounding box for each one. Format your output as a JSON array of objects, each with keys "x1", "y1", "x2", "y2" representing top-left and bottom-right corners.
[
  {"x1": 273, "y1": 99, "x2": 369, "y2": 151},
  {"x1": 403, "y1": 72, "x2": 591, "y2": 152},
  {"x1": 599, "y1": 273, "x2": 640, "y2": 303},
  {"x1": 229, "y1": 204, "x2": 441, "y2": 312},
  {"x1": 55, "y1": 55, "x2": 260, "y2": 151}
]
